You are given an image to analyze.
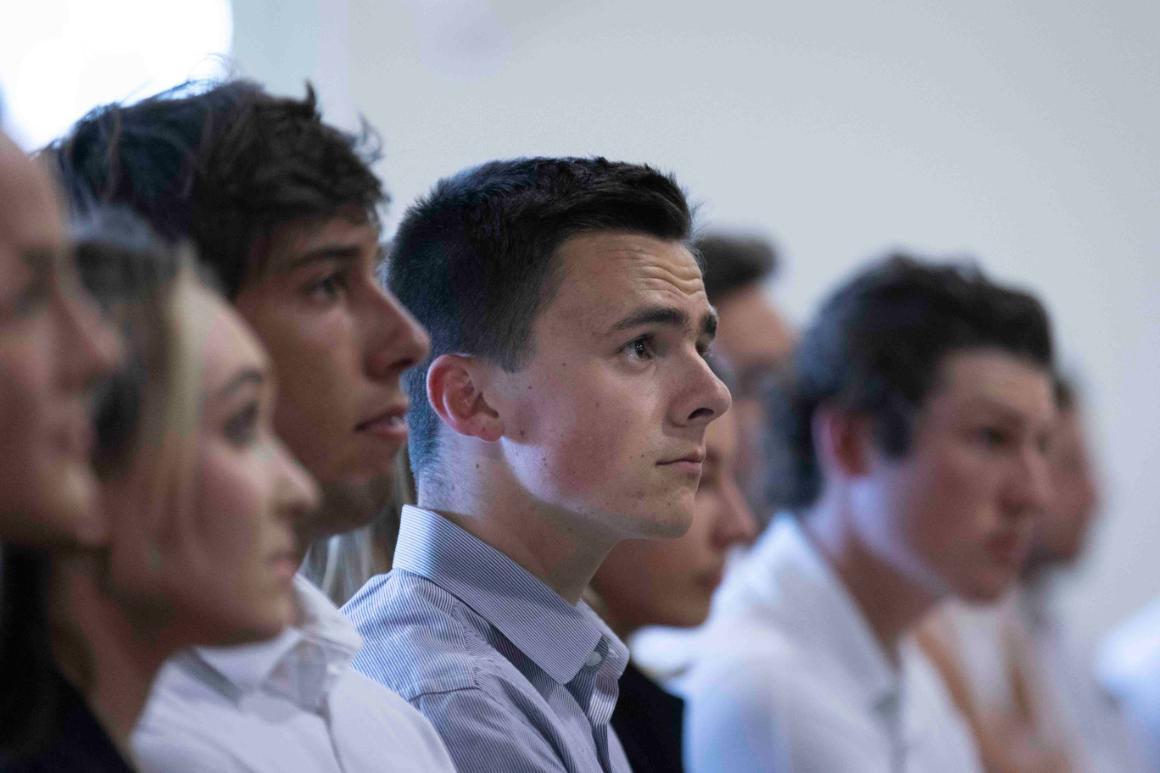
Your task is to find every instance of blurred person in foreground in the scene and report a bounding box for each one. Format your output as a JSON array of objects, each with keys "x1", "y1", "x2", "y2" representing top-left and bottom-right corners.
[
  {"x1": 590, "y1": 393, "x2": 758, "y2": 773},
  {"x1": 919, "y1": 375, "x2": 1150, "y2": 772},
  {"x1": 0, "y1": 128, "x2": 122, "y2": 762},
  {"x1": 50, "y1": 80, "x2": 453, "y2": 772},
  {"x1": 4, "y1": 215, "x2": 317, "y2": 771},
  {"x1": 343, "y1": 156, "x2": 732, "y2": 772},
  {"x1": 682, "y1": 255, "x2": 1056, "y2": 772},
  {"x1": 0, "y1": 130, "x2": 120, "y2": 547}
]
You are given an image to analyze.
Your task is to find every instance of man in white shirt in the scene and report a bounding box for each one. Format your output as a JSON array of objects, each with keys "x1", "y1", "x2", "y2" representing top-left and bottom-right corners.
[
  {"x1": 919, "y1": 377, "x2": 1149, "y2": 771},
  {"x1": 52, "y1": 81, "x2": 454, "y2": 771},
  {"x1": 683, "y1": 255, "x2": 1058, "y2": 772}
]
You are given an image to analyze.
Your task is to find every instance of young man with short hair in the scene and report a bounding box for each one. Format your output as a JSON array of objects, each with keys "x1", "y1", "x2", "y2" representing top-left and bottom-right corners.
[
  {"x1": 51, "y1": 81, "x2": 453, "y2": 772},
  {"x1": 683, "y1": 256, "x2": 1057, "y2": 772},
  {"x1": 344, "y1": 157, "x2": 731, "y2": 772}
]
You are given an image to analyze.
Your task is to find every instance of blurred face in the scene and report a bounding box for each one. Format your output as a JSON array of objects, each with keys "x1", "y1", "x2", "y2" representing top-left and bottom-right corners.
[
  {"x1": 489, "y1": 232, "x2": 732, "y2": 540},
  {"x1": 852, "y1": 350, "x2": 1055, "y2": 603},
  {"x1": 713, "y1": 284, "x2": 795, "y2": 515},
  {"x1": 1028, "y1": 407, "x2": 1100, "y2": 568},
  {"x1": 233, "y1": 213, "x2": 428, "y2": 547},
  {"x1": 106, "y1": 285, "x2": 319, "y2": 644},
  {"x1": 0, "y1": 135, "x2": 121, "y2": 546},
  {"x1": 593, "y1": 410, "x2": 757, "y2": 633}
]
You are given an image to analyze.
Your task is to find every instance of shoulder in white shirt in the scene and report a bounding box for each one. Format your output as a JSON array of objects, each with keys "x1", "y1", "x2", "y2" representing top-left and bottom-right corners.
[
  {"x1": 681, "y1": 516, "x2": 982, "y2": 773},
  {"x1": 133, "y1": 575, "x2": 454, "y2": 773}
]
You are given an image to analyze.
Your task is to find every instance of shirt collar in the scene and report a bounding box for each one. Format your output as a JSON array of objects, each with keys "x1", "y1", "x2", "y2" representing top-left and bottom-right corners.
[
  {"x1": 725, "y1": 515, "x2": 900, "y2": 711},
  {"x1": 192, "y1": 575, "x2": 363, "y2": 708},
  {"x1": 394, "y1": 505, "x2": 625, "y2": 685}
]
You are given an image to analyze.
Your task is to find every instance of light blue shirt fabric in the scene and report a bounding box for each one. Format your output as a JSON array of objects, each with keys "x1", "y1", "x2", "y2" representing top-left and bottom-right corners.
[{"x1": 344, "y1": 505, "x2": 632, "y2": 773}]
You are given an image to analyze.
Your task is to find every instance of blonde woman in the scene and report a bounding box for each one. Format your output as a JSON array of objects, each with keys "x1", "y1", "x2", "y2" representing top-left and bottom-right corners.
[{"x1": 2, "y1": 217, "x2": 317, "y2": 769}]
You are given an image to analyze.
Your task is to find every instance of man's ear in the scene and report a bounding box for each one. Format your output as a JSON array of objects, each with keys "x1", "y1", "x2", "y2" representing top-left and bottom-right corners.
[
  {"x1": 811, "y1": 406, "x2": 872, "y2": 478},
  {"x1": 426, "y1": 354, "x2": 504, "y2": 442}
]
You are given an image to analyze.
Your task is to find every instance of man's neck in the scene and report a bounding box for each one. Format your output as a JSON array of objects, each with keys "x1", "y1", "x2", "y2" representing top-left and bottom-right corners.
[
  {"x1": 421, "y1": 481, "x2": 617, "y2": 606},
  {"x1": 802, "y1": 499, "x2": 939, "y2": 663}
]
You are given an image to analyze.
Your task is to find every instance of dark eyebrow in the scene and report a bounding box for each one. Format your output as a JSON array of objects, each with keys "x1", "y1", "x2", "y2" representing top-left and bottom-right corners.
[
  {"x1": 610, "y1": 305, "x2": 719, "y2": 340},
  {"x1": 216, "y1": 368, "x2": 265, "y2": 400},
  {"x1": 21, "y1": 246, "x2": 63, "y2": 274},
  {"x1": 280, "y1": 243, "x2": 370, "y2": 273}
]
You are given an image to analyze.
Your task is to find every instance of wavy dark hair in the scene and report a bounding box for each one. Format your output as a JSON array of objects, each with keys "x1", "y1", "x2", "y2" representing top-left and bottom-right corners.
[
  {"x1": 766, "y1": 254, "x2": 1054, "y2": 511},
  {"x1": 46, "y1": 79, "x2": 384, "y2": 296}
]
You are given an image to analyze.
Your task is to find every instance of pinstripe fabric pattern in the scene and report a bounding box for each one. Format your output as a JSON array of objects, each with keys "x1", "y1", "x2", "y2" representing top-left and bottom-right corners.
[{"x1": 344, "y1": 506, "x2": 633, "y2": 772}]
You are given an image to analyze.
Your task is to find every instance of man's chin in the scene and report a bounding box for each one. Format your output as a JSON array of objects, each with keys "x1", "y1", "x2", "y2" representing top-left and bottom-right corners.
[{"x1": 298, "y1": 473, "x2": 398, "y2": 544}]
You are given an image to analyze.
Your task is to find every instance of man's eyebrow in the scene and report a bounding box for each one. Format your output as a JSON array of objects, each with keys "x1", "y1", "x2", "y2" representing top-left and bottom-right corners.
[
  {"x1": 610, "y1": 305, "x2": 718, "y2": 337},
  {"x1": 279, "y1": 243, "x2": 369, "y2": 273},
  {"x1": 958, "y1": 395, "x2": 1044, "y2": 424},
  {"x1": 611, "y1": 305, "x2": 688, "y2": 333}
]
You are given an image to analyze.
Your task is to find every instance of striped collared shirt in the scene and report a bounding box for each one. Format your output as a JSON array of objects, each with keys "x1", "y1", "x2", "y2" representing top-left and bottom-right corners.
[{"x1": 345, "y1": 505, "x2": 632, "y2": 773}]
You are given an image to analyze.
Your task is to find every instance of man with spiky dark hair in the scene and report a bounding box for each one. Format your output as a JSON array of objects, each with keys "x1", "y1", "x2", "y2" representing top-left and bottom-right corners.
[
  {"x1": 51, "y1": 81, "x2": 452, "y2": 772},
  {"x1": 344, "y1": 156, "x2": 731, "y2": 771},
  {"x1": 685, "y1": 255, "x2": 1057, "y2": 773}
]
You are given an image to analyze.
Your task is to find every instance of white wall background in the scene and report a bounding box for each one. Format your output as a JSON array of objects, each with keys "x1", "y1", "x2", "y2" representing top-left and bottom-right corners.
[
  {"x1": 3, "y1": 0, "x2": 1152, "y2": 654},
  {"x1": 232, "y1": 0, "x2": 1159, "y2": 654}
]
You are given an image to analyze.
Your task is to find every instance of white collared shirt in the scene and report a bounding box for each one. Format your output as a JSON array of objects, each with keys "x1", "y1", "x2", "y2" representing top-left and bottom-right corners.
[
  {"x1": 133, "y1": 576, "x2": 455, "y2": 773},
  {"x1": 681, "y1": 516, "x2": 983, "y2": 773}
]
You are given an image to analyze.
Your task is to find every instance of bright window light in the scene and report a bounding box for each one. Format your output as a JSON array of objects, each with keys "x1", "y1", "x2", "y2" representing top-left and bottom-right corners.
[{"x1": 0, "y1": 0, "x2": 233, "y2": 149}]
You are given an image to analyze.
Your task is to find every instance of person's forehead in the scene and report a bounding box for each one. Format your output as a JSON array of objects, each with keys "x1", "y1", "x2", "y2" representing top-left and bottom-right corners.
[
  {"x1": 715, "y1": 285, "x2": 794, "y2": 366},
  {"x1": 547, "y1": 231, "x2": 706, "y2": 319},
  {"x1": 262, "y1": 212, "x2": 381, "y2": 272},
  {"x1": 926, "y1": 348, "x2": 1054, "y2": 419},
  {"x1": 0, "y1": 145, "x2": 64, "y2": 253},
  {"x1": 197, "y1": 285, "x2": 269, "y2": 388}
]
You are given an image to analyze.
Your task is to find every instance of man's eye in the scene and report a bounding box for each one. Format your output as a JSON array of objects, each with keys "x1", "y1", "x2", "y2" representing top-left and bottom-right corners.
[
  {"x1": 307, "y1": 273, "x2": 346, "y2": 301},
  {"x1": 624, "y1": 335, "x2": 655, "y2": 361}
]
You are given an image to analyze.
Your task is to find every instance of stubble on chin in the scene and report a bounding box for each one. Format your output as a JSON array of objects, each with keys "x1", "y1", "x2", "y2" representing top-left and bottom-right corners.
[{"x1": 295, "y1": 473, "x2": 398, "y2": 548}]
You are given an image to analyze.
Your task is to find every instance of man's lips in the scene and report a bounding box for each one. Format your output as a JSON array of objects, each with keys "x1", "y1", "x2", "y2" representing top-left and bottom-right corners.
[
  {"x1": 355, "y1": 404, "x2": 408, "y2": 440},
  {"x1": 658, "y1": 450, "x2": 705, "y2": 474}
]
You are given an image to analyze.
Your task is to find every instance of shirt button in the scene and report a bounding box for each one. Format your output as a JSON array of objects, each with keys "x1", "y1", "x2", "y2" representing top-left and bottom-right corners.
[{"x1": 585, "y1": 651, "x2": 604, "y2": 668}]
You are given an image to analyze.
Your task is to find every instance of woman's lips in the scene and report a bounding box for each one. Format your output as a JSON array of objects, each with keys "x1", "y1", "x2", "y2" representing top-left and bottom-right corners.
[{"x1": 986, "y1": 530, "x2": 1028, "y2": 566}]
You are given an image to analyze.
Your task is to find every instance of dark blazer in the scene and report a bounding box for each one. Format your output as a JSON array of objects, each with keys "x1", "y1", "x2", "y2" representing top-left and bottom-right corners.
[
  {"x1": 611, "y1": 659, "x2": 685, "y2": 773},
  {"x1": 0, "y1": 671, "x2": 134, "y2": 772}
]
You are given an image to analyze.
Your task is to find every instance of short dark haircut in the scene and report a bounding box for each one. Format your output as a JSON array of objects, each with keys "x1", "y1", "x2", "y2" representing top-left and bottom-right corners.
[
  {"x1": 767, "y1": 254, "x2": 1054, "y2": 511},
  {"x1": 388, "y1": 156, "x2": 694, "y2": 479},
  {"x1": 47, "y1": 79, "x2": 384, "y2": 296},
  {"x1": 696, "y1": 232, "x2": 779, "y2": 304}
]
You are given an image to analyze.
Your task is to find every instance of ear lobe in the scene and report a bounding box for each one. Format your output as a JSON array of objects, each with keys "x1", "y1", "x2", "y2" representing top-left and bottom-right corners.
[
  {"x1": 426, "y1": 354, "x2": 504, "y2": 442},
  {"x1": 812, "y1": 407, "x2": 872, "y2": 477}
]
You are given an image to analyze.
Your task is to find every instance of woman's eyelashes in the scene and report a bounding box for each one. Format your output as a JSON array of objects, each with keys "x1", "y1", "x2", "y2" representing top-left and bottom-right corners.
[{"x1": 223, "y1": 401, "x2": 261, "y2": 447}]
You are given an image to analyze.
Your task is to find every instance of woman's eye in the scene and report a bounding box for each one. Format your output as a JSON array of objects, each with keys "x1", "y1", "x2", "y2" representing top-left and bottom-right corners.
[{"x1": 224, "y1": 403, "x2": 260, "y2": 447}]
